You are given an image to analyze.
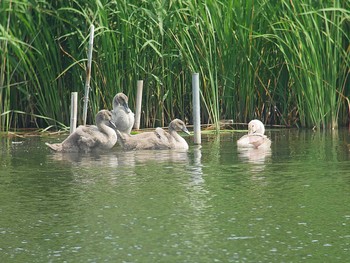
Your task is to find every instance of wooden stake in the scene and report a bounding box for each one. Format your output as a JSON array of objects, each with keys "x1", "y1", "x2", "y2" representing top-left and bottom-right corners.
[
  {"x1": 133, "y1": 80, "x2": 143, "y2": 130},
  {"x1": 82, "y1": 24, "x2": 94, "y2": 125},
  {"x1": 192, "y1": 73, "x2": 201, "y2": 144},
  {"x1": 70, "y1": 92, "x2": 78, "y2": 134}
]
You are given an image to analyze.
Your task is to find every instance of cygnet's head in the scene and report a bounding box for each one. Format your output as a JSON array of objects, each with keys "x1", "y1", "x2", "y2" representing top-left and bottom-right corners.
[
  {"x1": 248, "y1": 119, "x2": 265, "y2": 135},
  {"x1": 96, "y1": 110, "x2": 115, "y2": 128},
  {"x1": 169, "y1": 119, "x2": 190, "y2": 135},
  {"x1": 113, "y1": 92, "x2": 131, "y2": 113}
]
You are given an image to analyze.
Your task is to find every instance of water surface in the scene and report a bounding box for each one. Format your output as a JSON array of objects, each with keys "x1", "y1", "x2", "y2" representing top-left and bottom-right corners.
[{"x1": 1, "y1": 129, "x2": 350, "y2": 262}]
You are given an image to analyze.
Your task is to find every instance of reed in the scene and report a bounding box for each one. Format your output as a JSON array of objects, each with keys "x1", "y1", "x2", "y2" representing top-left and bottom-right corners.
[
  {"x1": 260, "y1": 1, "x2": 350, "y2": 129},
  {"x1": 0, "y1": 0, "x2": 349, "y2": 132}
]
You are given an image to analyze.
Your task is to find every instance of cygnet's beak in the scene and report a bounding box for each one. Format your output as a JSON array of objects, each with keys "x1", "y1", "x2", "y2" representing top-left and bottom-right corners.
[
  {"x1": 182, "y1": 127, "x2": 190, "y2": 135},
  {"x1": 109, "y1": 120, "x2": 116, "y2": 128},
  {"x1": 123, "y1": 102, "x2": 131, "y2": 113},
  {"x1": 247, "y1": 128, "x2": 256, "y2": 135}
]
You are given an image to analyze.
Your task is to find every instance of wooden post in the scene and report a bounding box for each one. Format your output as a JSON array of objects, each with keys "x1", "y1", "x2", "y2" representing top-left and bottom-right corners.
[
  {"x1": 70, "y1": 92, "x2": 78, "y2": 134},
  {"x1": 133, "y1": 80, "x2": 143, "y2": 130},
  {"x1": 192, "y1": 73, "x2": 201, "y2": 144},
  {"x1": 82, "y1": 24, "x2": 94, "y2": 125}
]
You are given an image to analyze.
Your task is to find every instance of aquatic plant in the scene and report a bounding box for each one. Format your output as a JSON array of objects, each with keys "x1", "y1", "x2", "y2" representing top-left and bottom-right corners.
[
  {"x1": 0, "y1": 0, "x2": 349, "y2": 132},
  {"x1": 259, "y1": 1, "x2": 350, "y2": 129}
]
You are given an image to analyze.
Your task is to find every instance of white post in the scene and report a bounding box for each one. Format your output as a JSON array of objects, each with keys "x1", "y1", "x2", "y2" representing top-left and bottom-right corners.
[
  {"x1": 134, "y1": 80, "x2": 143, "y2": 130},
  {"x1": 192, "y1": 73, "x2": 201, "y2": 144},
  {"x1": 70, "y1": 92, "x2": 78, "y2": 134},
  {"x1": 82, "y1": 24, "x2": 95, "y2": 125}
]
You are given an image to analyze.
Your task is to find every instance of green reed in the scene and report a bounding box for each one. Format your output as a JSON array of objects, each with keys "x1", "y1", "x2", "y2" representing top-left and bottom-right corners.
[
  {"x1": 261, "y1": 0, "x2": 350, "y2": 129},
  {"x1": 0, "y1": 0, "x2": 349, "y2": 132}
]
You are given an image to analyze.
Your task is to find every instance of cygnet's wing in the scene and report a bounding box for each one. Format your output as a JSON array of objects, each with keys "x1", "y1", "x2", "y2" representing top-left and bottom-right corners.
[
  {"x1": 237, "y1": 134, "x2": 250, "y2": 148},
  {"x1": 154, "y1": 127, "x2": 172, "y2": 147},
  {"x1": 48, "y1": 125, "x2": 90, "y2": 152},
  {"x1": 124, "y1": 128, "x2": 171, "y2": 150},
  {"x1": 45, "y1": 142, "x2": 63, "y2": 152},
  {"x1": 248, "y1": 134, "x2": 271, "y2": 149},
  {"x1": 75, "y1": 125, "x2": 100, "y2": 149},
  {"x1": 154, "y1": 128, "x2": 161, "y2": 139},
  {"x1": 154, "y1": 127, "x2": 167, "y2": 139}
]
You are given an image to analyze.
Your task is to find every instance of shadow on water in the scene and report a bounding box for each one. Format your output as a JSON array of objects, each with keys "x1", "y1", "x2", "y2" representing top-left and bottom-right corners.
[{"x1": 1, "y1": 129, "x2": 350, "y2": 262}]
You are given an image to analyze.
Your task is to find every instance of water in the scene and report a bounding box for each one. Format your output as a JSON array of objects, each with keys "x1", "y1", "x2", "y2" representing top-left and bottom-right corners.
[{"x1": 1, "y1": 129, "x2": 350, "y2": 262}]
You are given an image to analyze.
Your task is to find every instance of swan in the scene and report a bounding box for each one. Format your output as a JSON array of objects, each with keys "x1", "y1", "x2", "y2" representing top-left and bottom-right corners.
[
  {"x1": 237, "y1": 119, "x2": 271, "y2": 149},
  {"x1": 111, "y1": 92, "x2": 135, "y2": 134},
  {"x1": 115, "y1": 119, "x2": 190, "y2": 150},
  {"x1": 46, "y1": 110, "x2": 117, "y2": 153}
]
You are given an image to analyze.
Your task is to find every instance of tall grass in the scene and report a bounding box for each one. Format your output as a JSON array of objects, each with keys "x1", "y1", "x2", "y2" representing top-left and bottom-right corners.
[
  {"x1": 260, "y1": 1, "x2": 350, "y2": 129},
  {"x1": 1, "y1": 0, "x2": 73, "y2": 130},
  {"x1": 0, "y1": 0, "x2": 349, "y2": 132}
]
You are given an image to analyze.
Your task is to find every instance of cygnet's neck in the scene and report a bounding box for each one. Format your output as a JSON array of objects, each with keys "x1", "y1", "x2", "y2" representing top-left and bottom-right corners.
[
  {"x1": 169, "y1": 127, "x2": 187, "y2": 144},
  {"x1": 99, "y1": 121, "x2": 117, "y2": 138}
]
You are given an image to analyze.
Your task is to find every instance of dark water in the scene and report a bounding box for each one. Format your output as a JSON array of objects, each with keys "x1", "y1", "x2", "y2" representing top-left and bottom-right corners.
[{"x1": 1, "y1": 129, "x2": 350, "y2": 262}]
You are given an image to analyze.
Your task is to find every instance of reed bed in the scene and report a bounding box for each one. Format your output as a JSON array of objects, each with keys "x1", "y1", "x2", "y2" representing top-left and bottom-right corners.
[{"x1": 0, "y1": 0, "x2": 349, "y2": 132}]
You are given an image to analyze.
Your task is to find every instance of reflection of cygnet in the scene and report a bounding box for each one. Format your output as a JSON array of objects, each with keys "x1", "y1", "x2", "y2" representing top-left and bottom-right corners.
[
  {"x1": 238, "y1": 147, "x2": 272, "y2": 164},
  {"x1": 237, "y1": 119, "x2": 271, "y2": 149},
  {"x1": 111, "y1": 92, "x2": 135, "y2": 134},
  {"x1": 46, "y1": 110, "x2": 117, "y2": 153},
  {"x1": 116, "y1": 119, "x2": 190, "y2": 150}
]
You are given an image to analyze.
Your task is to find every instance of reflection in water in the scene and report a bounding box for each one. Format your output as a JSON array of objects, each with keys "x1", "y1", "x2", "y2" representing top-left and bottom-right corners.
[
  {"x1": 45, "y1": 147, "x2": 193, "y2": 195},
  {"x1": 49, "y1": 148, "x2": 190, "y2": 167},
  {"x1": 1, "y1": 130, "x2": 350, "y2": 262},
  {"x1": 184, "y1": 144, "x2": 214, "y2": 246},
  {"x1": 237, "y1": 147, "x2": 272, "y2": 164},
  {"x1": 237, "y1": 147, "x2": 271, "y2": 173},
  {"x1": 189, "y1": 145, "x2": 204, "y2": 185},
  {"x1": 119, "y1": 149, "x2": 189, "y2": 165}
]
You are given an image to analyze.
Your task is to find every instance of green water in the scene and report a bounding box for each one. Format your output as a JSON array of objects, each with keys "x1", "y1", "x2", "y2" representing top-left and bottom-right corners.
[{"x1": 1, "y1": 129, "x2": 350, "y2": 262}]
